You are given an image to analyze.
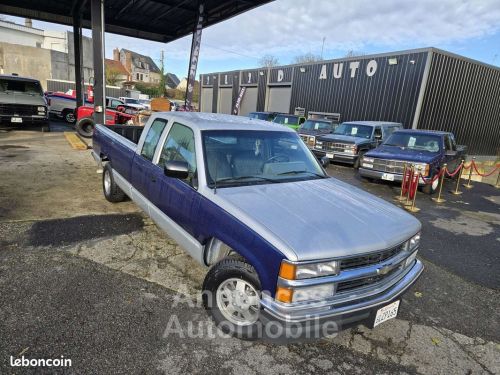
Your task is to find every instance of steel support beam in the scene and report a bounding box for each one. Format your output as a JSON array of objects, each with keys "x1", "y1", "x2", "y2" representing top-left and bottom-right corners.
[
  {"x1": 73, "y1": 10, "x2": 84, "y2": 108},
  {"x1": 91, "y1": 0, "x2": 106, "y2": 124}
]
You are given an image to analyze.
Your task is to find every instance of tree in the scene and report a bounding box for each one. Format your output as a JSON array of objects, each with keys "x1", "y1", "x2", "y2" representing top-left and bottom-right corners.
[
  {"x1": 259, "y1": 54, "x2": 280, "y2": 68},
  {"x1": 292, "y1": 53, "x2": 322, "y2": 64},
  {"x1": 105, "y1": 65, "x2": 122, "y2": 86}
]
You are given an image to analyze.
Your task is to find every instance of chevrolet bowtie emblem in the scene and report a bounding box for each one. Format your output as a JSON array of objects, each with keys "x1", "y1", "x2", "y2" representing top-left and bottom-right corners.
[{"x1": 377, "y1": 265, "x2": 392, "y2": 275}]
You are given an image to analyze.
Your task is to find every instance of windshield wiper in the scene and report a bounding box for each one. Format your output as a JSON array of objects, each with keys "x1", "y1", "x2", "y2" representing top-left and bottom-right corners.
[{"x1": 277, "y1": 170, "x2": 326, "y2": 178}]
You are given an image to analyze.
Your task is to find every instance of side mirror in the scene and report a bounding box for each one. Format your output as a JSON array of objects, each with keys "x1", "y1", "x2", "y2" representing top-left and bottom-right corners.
[
  {"x1": 445, "y1": 150, "x2": 457, "y2": 157},
  {"x1": 374, "y1": 134, "x2": 382, "y2": 140},
  {"x1": 164, "y1": 161, "x2": 189, "y2": 179},
  {"x1": 320, "y1": 156, "x2": 330, "y2": 168}
]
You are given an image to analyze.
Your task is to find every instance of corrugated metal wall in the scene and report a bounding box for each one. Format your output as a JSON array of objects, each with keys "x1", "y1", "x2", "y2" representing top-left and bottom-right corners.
[
  {"x1": 46, "y1": 80, "x2": 126, "y2": 98},
  {"x1": 417, "y1": 50, "x2": 500, "y2": 156},
  {"x1": 256, "y1": 69, "x2": 267, "y2": 111},
  {"x1": 289, "y1": 51, "x2": 429, "y2": 128}
]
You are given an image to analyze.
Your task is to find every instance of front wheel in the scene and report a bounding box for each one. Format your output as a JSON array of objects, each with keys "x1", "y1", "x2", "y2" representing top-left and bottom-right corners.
[
  {"x1": 63, "y1": 109, "x2": 76, "y2": 124},
  {"x1": 202, "y1": 256, "x2": 262, "y2": 339}
]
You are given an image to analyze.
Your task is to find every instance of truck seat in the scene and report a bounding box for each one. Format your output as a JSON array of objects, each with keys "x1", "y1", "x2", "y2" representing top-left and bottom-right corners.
[{"x1": 231, "y1": 150, "x2": 264, "y2": 177}]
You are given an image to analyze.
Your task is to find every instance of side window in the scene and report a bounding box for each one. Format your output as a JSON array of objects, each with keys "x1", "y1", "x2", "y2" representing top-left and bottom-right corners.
[
  {"x1": 140, "y1": 119, "x2": 168, "y2": 161},
  {"x1": 374, "y1": 127, "x2": 382, "y2": 139},
  {"x1": 384, "y1": 126, "x2": 399, "y2": 138},
  {"x1": 444, "y1": 135, "x2": 455, "y2": 151},
  {"x1": 159, "y1": 123, "x2": 196, "y2": 177},
  {"x1": 449, "y1": 134, "x2": 457, "y2": 151}
]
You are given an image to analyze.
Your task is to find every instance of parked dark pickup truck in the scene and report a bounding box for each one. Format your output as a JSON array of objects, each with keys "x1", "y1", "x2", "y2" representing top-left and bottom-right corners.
[
  {"x1": 298, "y1": 118, "x2": 337, "y2": 149},
  {"x1": 314, "y1": 121, "x2": 402, "y2": 168},
  {"x1": 92, "y1": 112, "x2": 423, "y2": 339},
  {"x1": 359, "y1": 129, "x2": 467, "y2": 194},
  {"x1": 248, "y1": 111, "x2": 282, "y2": 122},
  {"x1": 0, "y1": 74, "x2": 49, "y2": 130}
]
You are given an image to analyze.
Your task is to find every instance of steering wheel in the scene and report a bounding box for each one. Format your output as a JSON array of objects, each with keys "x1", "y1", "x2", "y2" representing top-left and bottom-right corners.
[{"x1": 265, "y1": 155, "x2": 290, "y2": 164}]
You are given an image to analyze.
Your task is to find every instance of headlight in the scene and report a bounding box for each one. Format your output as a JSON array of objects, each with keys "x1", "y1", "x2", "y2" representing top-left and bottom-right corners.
[
  {"x1": 37, "y1": 106, "x2": 46, "y2": 112},
  {"x1": 279, "y1": 259, "x2": 339, "y2": 280},
  {"x1": 316, "y1": 141, "x2": 323, "y2": 145},
  {"x1": 290, "y1": 284, "x2": 335, "y2": 303},
  {"x1": 363, "y1": 157, "x2": 374, "y2": 163},
  {"x1": 407, "y1": 232, "x2": 420, "y2": 252}
]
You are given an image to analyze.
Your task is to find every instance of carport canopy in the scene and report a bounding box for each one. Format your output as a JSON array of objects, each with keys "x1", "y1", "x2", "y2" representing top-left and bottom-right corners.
[{"x1": 0, "y1": 0, "x2": 272, "y2": 121}]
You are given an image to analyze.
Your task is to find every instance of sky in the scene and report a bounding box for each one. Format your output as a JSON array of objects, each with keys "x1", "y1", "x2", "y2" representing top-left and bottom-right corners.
[{"x1": 3, "y1": 0, "x2": 500, "y2": 78}]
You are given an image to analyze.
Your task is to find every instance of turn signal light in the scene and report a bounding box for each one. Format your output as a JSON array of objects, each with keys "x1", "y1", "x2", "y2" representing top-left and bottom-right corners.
[
  {"x1": 276, "y1": 287, "x2": 293, "y2": 303},
  {"x1": 279, "y1": 262, "x2": 296, "y2": 280}
]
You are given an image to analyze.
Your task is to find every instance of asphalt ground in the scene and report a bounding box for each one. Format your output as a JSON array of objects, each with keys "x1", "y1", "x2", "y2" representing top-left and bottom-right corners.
[{"x1": 0, "y1": 122, "x2": 499, "y2": 374}]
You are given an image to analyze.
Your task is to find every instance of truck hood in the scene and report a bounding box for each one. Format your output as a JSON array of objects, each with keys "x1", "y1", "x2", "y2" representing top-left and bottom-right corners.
[
  {"x1": 0, "y1": 92, "x2": 46, "y2": 106},
  {"x1": 209, "y1": 178, "x2": 421, "y2": 261},
  {"x1": 318, "y1": 134, "x2": 368, "y2": 145},
  {"x1": 366, "y1": 145, "x2": 439, "y2": 163},
  {"x1": 298, "y1": 129, "x2": 332, "y2": 136}
]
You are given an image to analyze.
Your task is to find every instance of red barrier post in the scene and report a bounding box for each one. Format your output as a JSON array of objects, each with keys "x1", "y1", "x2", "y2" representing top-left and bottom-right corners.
[
  {"x1": 450, "y1": 160, "x2": 464, "y2": 195},
  {"x1": 406, "y1": 166, "x2": 421, "y2": 213},
  {"x1": 395, "y1": 163, "x2": 408, "y2": 201}
]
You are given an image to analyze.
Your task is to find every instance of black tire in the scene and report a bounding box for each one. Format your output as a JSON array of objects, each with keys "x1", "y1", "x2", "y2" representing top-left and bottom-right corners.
[
  {"x1": 41, "y1": 121, "x2": 50, "y2": 133},
  {"x1": 202, "y1": 255, "x2": 262, "y2": 340},
  {"x1": 75, "y1": 117, "x2": 95, "y2": 138},
  {"x1": 103, "y1": 163, "x2": 126, "y2": 203},
  {"x1": 62, "y1": 109, "x2": 76, "y2": 124}
]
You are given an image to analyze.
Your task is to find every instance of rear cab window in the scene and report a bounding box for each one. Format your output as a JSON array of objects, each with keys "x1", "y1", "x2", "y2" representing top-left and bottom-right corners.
[{"x1": 140, "y1": 119, "x2": 168, "y2": 161}]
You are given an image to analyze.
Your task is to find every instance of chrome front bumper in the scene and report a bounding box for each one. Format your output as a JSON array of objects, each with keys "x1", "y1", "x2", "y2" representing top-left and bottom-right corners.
[
  {"x1": 260, "y1": 258, "x2": 423, "y2": 323},
  {"x1": 359, "y1": 168, "x2": 428, "y2": 185}
]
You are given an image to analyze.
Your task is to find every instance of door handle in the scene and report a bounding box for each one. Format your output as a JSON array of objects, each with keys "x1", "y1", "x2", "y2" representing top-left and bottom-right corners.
[{"x1": 150, "y1": 175, "x2": 157, "y2": 183}]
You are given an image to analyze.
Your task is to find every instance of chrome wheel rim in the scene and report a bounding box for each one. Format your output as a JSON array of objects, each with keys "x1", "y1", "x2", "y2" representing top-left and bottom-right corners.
[
  {"x1": 66, "y1": 113, "x2": 75, "y2": 123},
  {"x1": 104, "y1": 170, "x2": 111, "y2": 194},
  {"x1": 216, "y1": 278, "x2": 260, "y2": 326}
]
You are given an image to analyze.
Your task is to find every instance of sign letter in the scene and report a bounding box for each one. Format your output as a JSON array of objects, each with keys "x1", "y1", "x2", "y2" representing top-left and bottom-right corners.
[
  {"x1": 366, "y1": 60, "x2": 377, "y2": 77},
  {"x1": 224, "y1": 75, "x2": 228, "y2": 84},
  {"x1": 333, "y1": 63, "x2": 343, "y2": 79},
  {"x1": 277, "y1": 69, "x2": 284, "y2": 82},
  {"x1": 319, "y1": 64, "x2": 327, "y2": 79},
  {"x1": 349, "y1": 61, "x2": 360, "y2": 78},
  {"x1": 248, "y1": 72, "x2": 252, "y2": 83}
]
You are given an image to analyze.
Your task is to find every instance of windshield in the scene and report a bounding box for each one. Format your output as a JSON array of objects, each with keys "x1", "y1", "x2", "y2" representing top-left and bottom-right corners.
[
  {"x1": 202, "y1": 130, "x2": 326, "y2": 188},
  {"x1": 333, "y1": 123, "x2": 373, "y2": 139},
  {"x1": 301, "y1": 120, "x2": 333, "y2": 131},
  {"x1": 124, "y1": 98, "x2": 140, "y2": 104},
  {"x1": 384, "y1": 133, "x2": 441, "y2": 153},
  {"x1": 273, "y1": 115, "x2": 299, "y2": 125},
  {"x1": 0, "y1": 79, "x2": 43, "y2": 95},
  {"x1": 249, "y1": 112, "x2": 269, "y2": 120}
]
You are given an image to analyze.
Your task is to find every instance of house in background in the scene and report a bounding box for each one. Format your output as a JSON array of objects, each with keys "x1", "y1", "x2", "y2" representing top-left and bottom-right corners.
[
  {"x1": 176, "y1": 77, "x2": 188, "y2": 91},
  {"x1": 113, "y1": 48, "x2": 161, "y2": 84},
  {"x1": 104, "y1": 59, "x2": 129, "y2": 86}
]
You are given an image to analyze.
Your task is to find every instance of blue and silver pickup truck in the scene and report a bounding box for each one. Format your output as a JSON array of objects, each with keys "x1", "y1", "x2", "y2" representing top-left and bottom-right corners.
[
  {"x1": 92, "y1": 112, "x2": 423, "y2": 338},
  {"x1": 359, "y1": 129, "x2": 467, "y2": 194}
]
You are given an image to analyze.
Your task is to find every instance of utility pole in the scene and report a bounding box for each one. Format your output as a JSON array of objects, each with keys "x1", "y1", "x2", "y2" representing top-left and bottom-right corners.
[{"x1": 159, "y1": 50, "x2": 165, "y2": 97}]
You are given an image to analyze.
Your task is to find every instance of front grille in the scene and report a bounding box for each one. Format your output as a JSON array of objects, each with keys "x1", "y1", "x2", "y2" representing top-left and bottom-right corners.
[
  {"x1": 340, "y1": 246, "x2": 403, "y2": 270},
  {"x1": 336, "y1": 266, "x2": 401, "y2": 293},
  {"x1": 317, "y1": 141, "x2": 353, "y2": 152},
  {"x1": 300, "y1": 134, "x2": 316, "y2": 147},
  {"x1": 0, "y1": 104, "x2": 39, "y2": 116},
  {"x1": 369, "y1": 158, "x2": 406, "y2": 174}
]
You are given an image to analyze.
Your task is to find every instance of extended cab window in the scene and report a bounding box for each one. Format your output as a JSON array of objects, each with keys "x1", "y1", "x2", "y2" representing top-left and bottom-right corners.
[
  {"x1": 159, "y1": 123, "x2": 196, "y2": 177},
  {"x1": 444, "y1": 134, "x2": 456, "y2": 151},
  {"x1": 374, "y1": 127, "x2": 382, "y2": 140},
  {"x1": 141, "y1": 119, "x2": 167, "y2": 161}
]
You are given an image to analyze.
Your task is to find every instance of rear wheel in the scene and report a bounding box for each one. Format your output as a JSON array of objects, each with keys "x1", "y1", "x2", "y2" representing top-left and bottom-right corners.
[
  {"x1": 103, "y1": 163, "x2": 126, "y2": 202},
  {"x1": 202, "y1": 256, "x2": 262, "y2": 339},
  {"x1": 75, "y1": 117, "x2": 95, "y2": 138}
]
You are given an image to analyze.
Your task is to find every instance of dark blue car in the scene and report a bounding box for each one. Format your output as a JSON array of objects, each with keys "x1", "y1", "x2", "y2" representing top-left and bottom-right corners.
[{"x1": 359, "y1": 129, "x2": 467, "y2": 194}]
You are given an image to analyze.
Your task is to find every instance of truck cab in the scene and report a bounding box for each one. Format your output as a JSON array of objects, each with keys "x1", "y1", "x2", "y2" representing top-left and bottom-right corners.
[
  {"x1": 359, "y1": 129, "x2": 467, "y2": 194},
  {"x1": 0, "y1": 74, "x2": 49, "y2": 130},
  {"x1": 298, "y1": 118, "x2": 338, "y2": 149},
  {"x1": 314, "y1": 121, "x2": 402, "y2": 168},
  {"x1": 272, "y1": 113, "x2": 306, "y2": 130}
]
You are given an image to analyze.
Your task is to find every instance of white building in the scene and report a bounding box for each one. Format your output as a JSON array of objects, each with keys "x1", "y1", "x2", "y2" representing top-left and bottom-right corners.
[{"x1": 0, "y1": 19, "x2": 67, "y2": 53}]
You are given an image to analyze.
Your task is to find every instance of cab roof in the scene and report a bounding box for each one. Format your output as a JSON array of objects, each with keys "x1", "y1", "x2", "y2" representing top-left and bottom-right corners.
[
  {"x1": 393, "y1": 129, "x2": 450, "y2": 136},
  {"x1": 156, "y1": 112, "x2": 296, "y2": 132},
  {"x1": 0, "y1": 74, "x2": 41, "y2": 83}
]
